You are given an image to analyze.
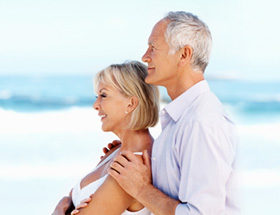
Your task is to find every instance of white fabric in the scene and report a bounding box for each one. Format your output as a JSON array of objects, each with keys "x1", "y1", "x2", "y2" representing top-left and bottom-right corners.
[
  {"x1": 72, "y1": 149, "x2": 151, "y2": 215},
  {"x1": 152, "y1": 80, "x2": 240, "y2": 215}
]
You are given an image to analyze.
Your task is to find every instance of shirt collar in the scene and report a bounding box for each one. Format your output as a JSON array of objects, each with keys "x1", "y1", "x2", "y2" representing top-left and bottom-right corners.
[{"x1": 163, "y1": 80, "x2": 210, "y2": 122}]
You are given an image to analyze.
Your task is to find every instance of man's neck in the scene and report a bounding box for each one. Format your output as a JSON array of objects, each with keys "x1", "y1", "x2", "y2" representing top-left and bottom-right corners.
[{"x1": 166, "y1": 69, "x2": 205, "y2": 100}]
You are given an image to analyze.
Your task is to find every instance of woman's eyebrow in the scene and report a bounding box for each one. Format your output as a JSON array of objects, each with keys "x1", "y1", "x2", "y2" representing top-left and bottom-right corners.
[{"x1": 99, "y1": 88, "x2": 108, "y2": 93}]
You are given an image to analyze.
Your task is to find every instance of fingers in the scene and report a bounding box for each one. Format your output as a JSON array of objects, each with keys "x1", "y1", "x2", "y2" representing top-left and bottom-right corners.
[
  {"x1": 120, "y1": 151, "x2": 140, "y2": 163},
  {"x1": 103, "y1": 147, "x2": 109, "y2": 154},
  {"x1": 108, "y1": 168, "x2": 121, "y2": 180},
  {"x1": 102, "y1": 140, "x2": 121, "y2": 157},
  {"x1": 143, "y1": 150, "x2": 151, "y2": 169},
  {"x1": 70, "y1": 197, "x2": 91, "y2": 215},
  {"x1": 110, "y1": 160, "x2": 125, "y2": 174},
  {"x1": 114, "y1": 153, "x2": 130, "y2": 165},
  {"x1": 107, "y1": 140, "x2": 121, "y2": 150},
  {"x1": 76, "y1": 203, "x2": 87, "y2": 210},
  {"x1": 108, "y1": 143, "x2": 113, "y2": 149},
  {"x1": 111, "y1": 140, "x2": 121, "y2": 147},
  {"x1": 109, "y1": 151, "x2": 144, "y2": 177},
  {"x1": 71, "y1": 209, "x2": 79, "y2": 215},
  {"x1": 80, "y1": 197, "x2": 92, "y2": 204}
]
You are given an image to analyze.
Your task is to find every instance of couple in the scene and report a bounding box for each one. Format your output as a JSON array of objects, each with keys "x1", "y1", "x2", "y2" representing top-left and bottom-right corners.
[{"x1": 53, "y1": 11, "x2": 238, "y2": 215}]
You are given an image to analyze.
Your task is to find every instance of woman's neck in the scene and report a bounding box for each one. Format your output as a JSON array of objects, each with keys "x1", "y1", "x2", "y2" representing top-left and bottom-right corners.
[{"x1": 117, "y1": 129, "x2": 153, "y2": 152}]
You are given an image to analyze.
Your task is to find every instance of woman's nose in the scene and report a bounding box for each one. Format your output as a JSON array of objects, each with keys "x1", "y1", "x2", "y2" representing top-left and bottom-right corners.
[{"x1": 93, "y1": 98, "x2": 99, "y2": 110}]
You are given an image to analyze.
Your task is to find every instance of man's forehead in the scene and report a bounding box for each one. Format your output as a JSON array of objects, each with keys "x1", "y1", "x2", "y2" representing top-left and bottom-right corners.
[{"x1": 148, "y1": 19, "x2": 169, "y2": 44}]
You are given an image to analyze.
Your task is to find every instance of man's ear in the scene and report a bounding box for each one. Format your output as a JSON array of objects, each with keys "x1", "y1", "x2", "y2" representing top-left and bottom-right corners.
[
  {"x1": 126, "y1": 96, "x2": 139, "y2": 113},
  {"x1": 178, "y1": 45, "x2": 193, "y2": 67}
]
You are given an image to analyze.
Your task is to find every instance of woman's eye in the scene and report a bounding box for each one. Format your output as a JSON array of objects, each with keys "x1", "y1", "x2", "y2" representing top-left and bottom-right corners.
[{"x1": 95, "y1": 93, "x2": 107, "y2": 99}]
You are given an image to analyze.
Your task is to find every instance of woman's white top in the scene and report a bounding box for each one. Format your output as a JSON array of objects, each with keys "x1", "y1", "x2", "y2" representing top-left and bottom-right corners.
[{"x1": 72, "y1": 149, "x2": 151, "y2": 215}]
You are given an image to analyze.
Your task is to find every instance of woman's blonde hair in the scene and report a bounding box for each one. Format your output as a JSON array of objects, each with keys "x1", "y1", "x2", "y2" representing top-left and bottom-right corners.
[{"x1": 95, "y1": 61, "x2": 159, "y2": 130}]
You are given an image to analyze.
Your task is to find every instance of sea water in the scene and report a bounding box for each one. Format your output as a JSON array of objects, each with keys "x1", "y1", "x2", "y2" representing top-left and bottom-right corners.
[{"x1": 0, "y1": 75, "x2": 279, "y2": 214}]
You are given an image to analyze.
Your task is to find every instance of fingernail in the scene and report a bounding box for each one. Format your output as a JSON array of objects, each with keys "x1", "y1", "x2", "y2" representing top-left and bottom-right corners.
[
  {"x1": 133, "y1": 152, "x2": 143, "y2": 155},
  {"x1": 71, "y1": 210, "x2": 78, "y2": 215}
]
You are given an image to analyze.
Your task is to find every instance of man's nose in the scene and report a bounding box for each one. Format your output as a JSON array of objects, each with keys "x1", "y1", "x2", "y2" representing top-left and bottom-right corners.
[{"x1": 142, "y1": 49, "x2": 150, "y2": 63}]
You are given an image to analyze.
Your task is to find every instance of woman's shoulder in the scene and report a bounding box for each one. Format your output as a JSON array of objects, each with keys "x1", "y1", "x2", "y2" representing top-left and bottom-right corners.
[{"x1": 77, "y1": 174, "x2": 134, "y2": 215}]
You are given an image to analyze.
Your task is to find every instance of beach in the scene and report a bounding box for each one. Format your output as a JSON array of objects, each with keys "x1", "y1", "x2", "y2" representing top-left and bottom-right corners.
[{"x1": 0, "y1": 75, "x2": 279, "y2": 214}]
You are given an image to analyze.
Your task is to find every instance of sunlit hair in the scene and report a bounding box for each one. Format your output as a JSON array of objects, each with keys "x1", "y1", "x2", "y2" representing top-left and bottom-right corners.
[
  {"x1": 164, "y1": 11, "x2": 212, "y2": 72},
  {"x1": 95, "y1": 61, "x2": 159, "y2": 130}
]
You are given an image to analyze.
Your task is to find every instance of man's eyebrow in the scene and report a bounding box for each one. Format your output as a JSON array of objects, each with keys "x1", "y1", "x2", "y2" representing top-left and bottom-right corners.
[{"x1": 148, "y1": 41, "x2": 156, "y2": 47}]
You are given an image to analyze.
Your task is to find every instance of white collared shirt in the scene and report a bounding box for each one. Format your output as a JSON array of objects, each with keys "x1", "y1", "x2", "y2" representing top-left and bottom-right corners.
[{"x1": 152, "y1": 80, "x2": 239, "y2": 215}]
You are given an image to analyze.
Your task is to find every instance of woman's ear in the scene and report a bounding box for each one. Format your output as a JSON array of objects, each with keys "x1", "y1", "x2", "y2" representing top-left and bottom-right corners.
[{"x1": 126, "y1": 96, "x2": 139, "y2": 113}]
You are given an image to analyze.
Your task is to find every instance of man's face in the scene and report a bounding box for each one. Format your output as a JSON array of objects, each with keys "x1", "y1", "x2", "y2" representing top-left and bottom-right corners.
[{"x1": 142, "y1": 19, "x2": 179, "y2": 87}]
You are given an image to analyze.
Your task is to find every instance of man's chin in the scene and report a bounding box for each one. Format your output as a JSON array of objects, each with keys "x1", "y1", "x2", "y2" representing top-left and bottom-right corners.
[{"x1": 145, "y1": 76, "x2": 156, "y2": 85}]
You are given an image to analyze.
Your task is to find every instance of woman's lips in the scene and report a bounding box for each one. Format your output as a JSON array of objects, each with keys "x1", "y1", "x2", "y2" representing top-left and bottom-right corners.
[{"x1": 99, "y1": 114, "x2": 107, "y2": 121}]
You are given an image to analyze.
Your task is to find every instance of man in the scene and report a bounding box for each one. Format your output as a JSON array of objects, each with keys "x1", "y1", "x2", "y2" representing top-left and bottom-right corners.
[{"x1": 109, "y1": 11, "x2": 239, "y2": 215}]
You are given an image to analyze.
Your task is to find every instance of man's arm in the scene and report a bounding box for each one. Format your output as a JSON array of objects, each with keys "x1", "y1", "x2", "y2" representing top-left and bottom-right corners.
[{"x1": 108, "y1": 150, "x2": 180, "y2": 215}]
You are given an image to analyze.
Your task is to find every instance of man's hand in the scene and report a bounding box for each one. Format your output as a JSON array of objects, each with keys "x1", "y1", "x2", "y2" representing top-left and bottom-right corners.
[
  {"x1": 100, "y1": 140, "x2": 121, "y2": 159},
  {"x1": 108, "y1": 150, "x2": 152, "y2": 199}
]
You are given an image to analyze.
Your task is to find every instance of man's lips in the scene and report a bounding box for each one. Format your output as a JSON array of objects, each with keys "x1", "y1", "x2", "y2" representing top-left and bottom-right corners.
[{"x1": 148, "y1": 67, "x2": 155, "y2": 71}]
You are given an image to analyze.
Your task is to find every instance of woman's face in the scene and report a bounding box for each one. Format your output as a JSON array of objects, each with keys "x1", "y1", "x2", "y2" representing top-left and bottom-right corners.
[{"x1": 93, "y1": 82, "x2": 131, "y2": 133}]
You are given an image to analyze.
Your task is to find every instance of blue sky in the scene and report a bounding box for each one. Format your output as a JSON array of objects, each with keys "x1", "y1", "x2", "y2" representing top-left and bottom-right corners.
[{"x1": 0, "y1": 0, "x2": 280, "y2": 80}]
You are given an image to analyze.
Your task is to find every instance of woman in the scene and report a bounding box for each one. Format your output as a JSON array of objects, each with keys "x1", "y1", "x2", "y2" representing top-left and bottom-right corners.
[{"x1": 52, "y1": 61, "x2": 159, "y2": 215}]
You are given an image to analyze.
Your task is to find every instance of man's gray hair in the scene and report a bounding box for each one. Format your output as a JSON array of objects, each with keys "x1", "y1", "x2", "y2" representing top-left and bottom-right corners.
[{"x1": 164, "y1": 11, "x2": 212, "y2": 72}]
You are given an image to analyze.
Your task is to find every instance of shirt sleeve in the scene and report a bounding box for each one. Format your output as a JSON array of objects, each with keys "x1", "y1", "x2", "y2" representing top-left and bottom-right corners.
[{"x1": 174, "y1": 119, "x2": 236, "y2": 215}]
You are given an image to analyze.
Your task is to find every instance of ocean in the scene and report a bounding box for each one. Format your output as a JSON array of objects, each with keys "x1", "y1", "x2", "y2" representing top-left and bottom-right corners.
[{"x1": 0, "y1": 75, "x2": 279, "y2": 214}]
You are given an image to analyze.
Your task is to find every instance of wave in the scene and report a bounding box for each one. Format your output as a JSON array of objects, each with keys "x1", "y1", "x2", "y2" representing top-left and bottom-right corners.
[
  {"x1": 223, "y1": 99, "x2": 280, "y2": 114},
  {"x1": 0, "y1": 107, "x2": 104, "y2": 134},
  {"x1": 1, "y1": 76, "x2": 280, "y2": 113},
  {"x1": 0, "y1": 94, "x2": 93, "y2": 112},
  {"x1": 1, "y1": 92, "x2": 280, "y2": 113},
  {"x1": 0, "y1": 106, "x2": 161, "y2": 139}
]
